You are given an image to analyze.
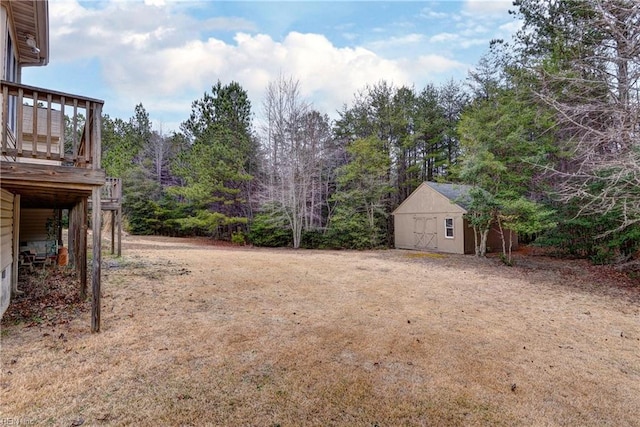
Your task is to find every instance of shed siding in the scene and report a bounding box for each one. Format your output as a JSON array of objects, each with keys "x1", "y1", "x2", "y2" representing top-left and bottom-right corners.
[
  {"x1": 394, "y1": 182, "x2": 519, "y2": 255},
  {"x1": 394, "y1": 183, "x2": 466, "y2": 216},
  {"x1": 394, "y1": 213, "x2": 466, "y2": 254},
  {"x1": 393, "y1": 183, "x2": 468, "y2": 254},
  {"x1": 1, "y1": 188, "x2": 14, "y2": 315},
  {"x1": 463, "y1": 219, "x2": 476, "y2": 254},
  {"x1": 487, "y1": 226, "x2": 519, "y2": 252}
]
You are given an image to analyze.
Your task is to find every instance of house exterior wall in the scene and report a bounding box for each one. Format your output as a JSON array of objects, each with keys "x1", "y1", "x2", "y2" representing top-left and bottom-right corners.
[
  {"x1": 1, "y1": 188, "x2": 14, "y2": 315},
  {"x1": 1, "y1": 4, "x2": 18, "y2": 163},
  {"x1": 2, "y1": 8, "x2": 61, "y2": 165},
  {"x1": 20, "y1": 208, "x2": 55, "y2": 242},
  {"x1": 17, "y1": 208, "x2": 57, "y2": 264},
  {"x1": 393, "y1": 183, "x2": 467, "y2": 254}
]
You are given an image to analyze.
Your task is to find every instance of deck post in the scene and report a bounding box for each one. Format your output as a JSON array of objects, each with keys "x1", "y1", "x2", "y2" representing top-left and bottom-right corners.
[
  {"x1": 117, "y1": 205, "x2": 122, "y2": 257},
  {"x1": 80, "y1": 198, "x2": 88, "y2": 298},
  {"x1": 91, "y1": 103, "x2": 103, "y2": 333},
  {"x1": 69, "y1": 203, "x2": 76, "y2": 267},
  {"x1": 11, "y1": 194, "x2": 20, "y2": 294},
  {"x1": 69, "y1": 199, "x2": 88, "y2": 299},
  {"x1": 110, "y1": 211, "x2": 115, "y2": 255},
  {"x1": 91, "y1": 187, "x2": 101, "y2": 332}
]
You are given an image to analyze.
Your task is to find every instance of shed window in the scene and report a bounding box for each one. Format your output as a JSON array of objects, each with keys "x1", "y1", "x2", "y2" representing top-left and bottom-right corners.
[{"x1": 444, "y1": 218, "x2": 454, "y2": 238}]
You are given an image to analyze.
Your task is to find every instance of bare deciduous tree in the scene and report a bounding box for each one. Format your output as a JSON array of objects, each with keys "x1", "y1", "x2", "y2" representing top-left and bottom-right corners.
[
  {"x1": 145, "y1": 125, "x2": 173, "y2": 186},
  {"x1": 523, "y1": 0, "x2": 640, "y2": 235},
  {"x1": 260, "y1": 76, "x2": 330, "y2": 248}
]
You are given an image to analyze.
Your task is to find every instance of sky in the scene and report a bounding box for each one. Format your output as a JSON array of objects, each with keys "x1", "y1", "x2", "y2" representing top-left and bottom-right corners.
[{"x1": 23, "y1": 0, "x2": 521, "y2": 133}]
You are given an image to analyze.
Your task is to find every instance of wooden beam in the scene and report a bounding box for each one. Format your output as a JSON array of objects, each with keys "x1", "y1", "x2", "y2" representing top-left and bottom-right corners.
[
  {"x1": 91, "y1": 187, "x2": 101, "y2": 332},
  {"x1": 1, "y1": 85, "x2": 8, "y2": 154},
  {"x1": 56, "y1": 209, "x2": 63, "y2": 246},
  {"x1": 0, "y1": 161, "x2": 106, "y2": 186},
  {"x1": 82, "y1": 199, "x2": 88, "y2": 298},
  {"x1": 92, "y1": 102, "x2": 103, "y2": 332},
  {"x1": 79, "y1": 199, "x2": 87, "y2": 300},
  {"x1": 69, "y1": 203, "x2": 77, "y2": 270},
  {"x1": 59, "y1": 97, "x2": 66, "y2": 161},
  {"x1": 11, "y1": 194, "x2": 20, "y2": 295},
  {"x1": 117, "y1": 206, "x2": 122, "y2": 258},
  {"x1": 110, "y1": 211, "x2": 115, "y2": 255},
  {"x1": 99, "y1": 202, "x2": 121, "y2": 210},
  {"x1": 31, "y1": 91, "x2": 38, "y2": 157}
]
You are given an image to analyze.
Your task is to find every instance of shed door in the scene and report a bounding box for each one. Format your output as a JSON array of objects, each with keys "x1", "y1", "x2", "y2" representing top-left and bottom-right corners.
[{"x1": 413, "y1": 216, "x2": 437, "y2": 250}]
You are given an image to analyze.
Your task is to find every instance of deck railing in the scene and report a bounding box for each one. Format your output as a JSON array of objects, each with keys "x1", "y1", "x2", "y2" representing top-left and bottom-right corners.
[
  {"x1": 102, "y1": 177, "x2": 122, "y2": 202},
  {"x1": 0, "y1": 80, "x2": 103, "y2": 169}
]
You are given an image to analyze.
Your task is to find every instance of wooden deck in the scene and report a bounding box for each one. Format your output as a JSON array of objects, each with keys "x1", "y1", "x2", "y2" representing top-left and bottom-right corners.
[
  {"x1": 90, "y1": 177, "x2": 123, "y2": 257},
  {"x1": 98, "y1": 177, "x2": 123, "y2": 211},
  {"x1": 1, "y1": 80, "x2": 105, "y2": 207},
  {"x1": 1, "y1": 80, "x2": 108, "y2": 332}
]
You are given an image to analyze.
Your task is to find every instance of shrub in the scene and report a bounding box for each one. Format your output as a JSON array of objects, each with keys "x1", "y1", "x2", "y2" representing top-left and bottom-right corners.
[
  {"x1": 231, "y1": 231, "x2": 246, "y2": 245},
  {"x1": 248, "y1": 213, "x2": 292, "y2": 247}
]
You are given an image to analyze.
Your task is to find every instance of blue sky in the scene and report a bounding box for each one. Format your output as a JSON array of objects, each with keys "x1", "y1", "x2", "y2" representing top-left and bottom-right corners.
[{"x1": 23, "y1": 0, "x2": 520, "y2": 132}]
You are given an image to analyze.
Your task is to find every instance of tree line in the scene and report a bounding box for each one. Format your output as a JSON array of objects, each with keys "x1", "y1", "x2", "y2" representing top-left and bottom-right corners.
[
  {"x1": 97, "y1": 0, "x2": 640, "y2": 267},
  {"x1": 100, "y1": 77, "x2": 466, "y2": 249}
]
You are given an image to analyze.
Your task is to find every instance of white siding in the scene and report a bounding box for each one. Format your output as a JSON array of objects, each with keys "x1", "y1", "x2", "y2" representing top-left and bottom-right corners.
[
  {"x1": 19, "y1": 208, "x2": 55, "y2": 242},
  {"x1": 1, "y1": 188, "x2": 14, "y2": 315}
]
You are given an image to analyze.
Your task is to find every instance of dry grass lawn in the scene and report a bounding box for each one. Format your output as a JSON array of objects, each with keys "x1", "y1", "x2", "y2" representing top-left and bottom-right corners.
[{"x1": 1, "y1": 235, "x2": 639, "y2": 426}]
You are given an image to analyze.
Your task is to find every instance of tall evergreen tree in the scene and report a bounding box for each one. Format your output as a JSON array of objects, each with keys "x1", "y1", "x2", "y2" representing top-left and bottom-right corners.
[
  {"x1": 457, "y1": 53, "x2": 556, "y2": 260},
  {"x1": 512, "y1": 0, "x2": 640, "y2": 260},
  {"x1": 171, "y1": 81, "x2": 255, "y2": 238},
  {"x1": 327, "y1": 136, "x2": 393, "y2": 249}
]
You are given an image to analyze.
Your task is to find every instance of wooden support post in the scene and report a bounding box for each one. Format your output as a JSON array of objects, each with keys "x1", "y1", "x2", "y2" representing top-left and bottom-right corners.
[
  {"x1": 79, "y1": 198, "x2": 88, "y2": 299},
  {"x1": 110, "y1": 211, "x2": 115, "y2": 255},
  {"x1": 11, "y1": 194, "x2": 20, "y2": 294},
  {"x1": 117, "y1": 206, "x2": 122, "y2": 257},
  {"x1": 91, "y1": 102, "x2": 103, "y2": 333},
  {"x1": 91, "y1": 188, "x2": 101, "y2": 332},
  {"x1": 56, "y1": 209, "x2": 63, "y2": 246},
  {"x1": 69, "y1": 203, "x2": 76, "y2": 267}
]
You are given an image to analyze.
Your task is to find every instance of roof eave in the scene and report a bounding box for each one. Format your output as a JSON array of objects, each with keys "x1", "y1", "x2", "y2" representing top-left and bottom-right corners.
[
  {"x1": 34, "y1": 0, "x2": 49, "y2": 66},
  {"x1": 5, "y1": 0, "x2": 50, "y2": 68}
]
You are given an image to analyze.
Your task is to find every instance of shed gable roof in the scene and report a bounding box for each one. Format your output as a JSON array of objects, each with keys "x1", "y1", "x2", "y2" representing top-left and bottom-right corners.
[
  {"x1": 392, "y1": 181, "x2": 474, "y2": 215},
  {"x1": 424, "y1": 182, "x2": 474, "y2": 210}
]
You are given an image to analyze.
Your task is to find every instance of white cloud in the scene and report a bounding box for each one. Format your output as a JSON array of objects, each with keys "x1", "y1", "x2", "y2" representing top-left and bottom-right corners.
[
  {"x1": 462, "y1": 0, "x2": 513, "y2": 16},
  {"x1": 43, "y1": 0, "x2": 506, "y2": 130},
  {"x1": 500, "y1": 20, "x2": 522, "y2": 35},
  {"x1": 420, "y1": 7, "x2": 449, "y2": 19},
  {"x1": 144, "y1": 0, "x2": 166, "y2": 6},
  {"x1": 430, "y1": 33, "x2": 459, "y2": 44},
  {"x1": 101, "y1": 30, "x2": 418, "y2": 122},
  {"x1": 367, "y1": 33, "x2": 426, "y2": 51}
]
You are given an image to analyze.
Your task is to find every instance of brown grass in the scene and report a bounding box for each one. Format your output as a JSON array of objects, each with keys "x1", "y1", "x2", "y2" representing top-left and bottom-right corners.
[{"x1": 1, "y1": 235, "x2": 639, "y2": 426}]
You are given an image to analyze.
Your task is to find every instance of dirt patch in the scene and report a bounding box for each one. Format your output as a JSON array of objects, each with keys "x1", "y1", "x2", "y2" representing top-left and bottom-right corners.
[
  {"x1": 2, "y1": 267, "x2": 89, "y2": 328},
  {"x1": 1, "y1": 235, "x2": 639, "y2": 426}
]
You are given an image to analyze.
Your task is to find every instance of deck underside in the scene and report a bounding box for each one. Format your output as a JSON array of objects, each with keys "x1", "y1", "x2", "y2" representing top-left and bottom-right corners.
[{"x1": 0, "y1": 161, "x2": 105, "y2": 208}]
